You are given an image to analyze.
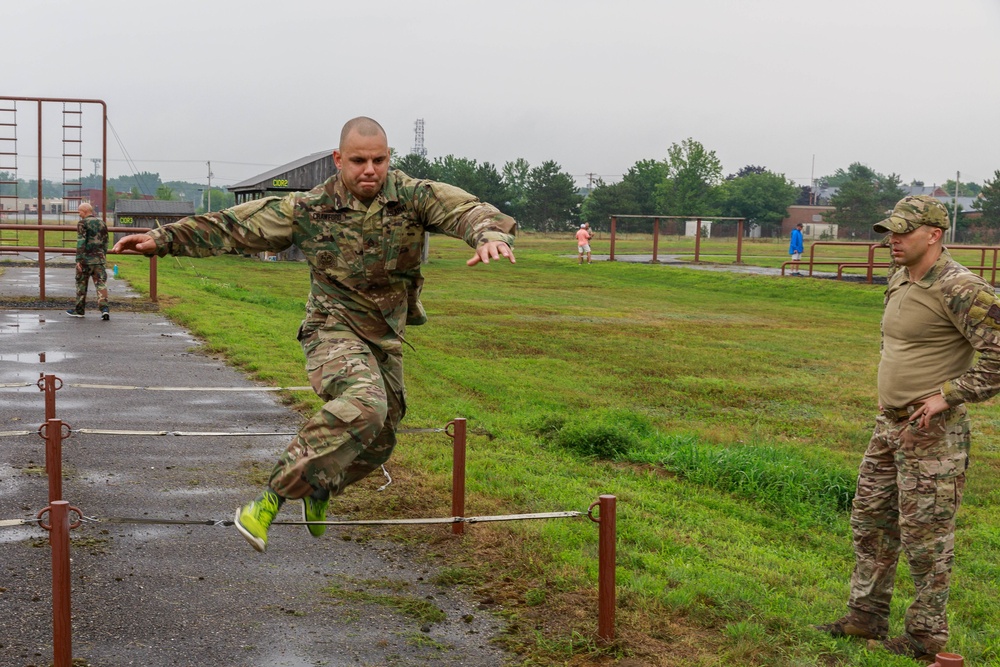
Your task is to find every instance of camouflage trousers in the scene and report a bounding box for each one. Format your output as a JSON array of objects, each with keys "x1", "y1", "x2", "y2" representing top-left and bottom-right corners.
[
  {"x1": 847, "y1": 405, "x2": 970, "y2": 651},
  {"x1": 268, "y1": 325, "x2": 405, "y2": 500},
  {"x1": 73, "y1": 262, "x2": 108, "y2": 314}
]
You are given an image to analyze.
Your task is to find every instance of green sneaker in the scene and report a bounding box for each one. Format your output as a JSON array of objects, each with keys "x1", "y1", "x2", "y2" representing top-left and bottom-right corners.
[
  {"x1": 235, "y1": 489, "x2": 283, "y2": 552},
  {"x1": 302, "y1": 493, "x2": 329, "y2": 538}
]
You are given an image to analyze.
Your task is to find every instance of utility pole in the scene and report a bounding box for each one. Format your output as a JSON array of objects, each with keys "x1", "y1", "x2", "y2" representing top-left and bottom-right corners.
[
  {"x1": 810, "y1": 154, "x2": 816, "y2": 205},
  {"x1": 951, "y1": 171, "x2": 960, "y2": 243},
  {"x1": 206, "y1": 161, "x2": 213, "y2": 212},
  {"x1": 90, "y1": 158, "x2": 101, "y2": 177}
]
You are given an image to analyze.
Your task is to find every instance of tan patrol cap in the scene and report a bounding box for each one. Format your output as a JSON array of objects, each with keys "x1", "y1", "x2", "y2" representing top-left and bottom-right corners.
[{"x1": 873, "y1": 195, "x2": 950, "y2": 233}]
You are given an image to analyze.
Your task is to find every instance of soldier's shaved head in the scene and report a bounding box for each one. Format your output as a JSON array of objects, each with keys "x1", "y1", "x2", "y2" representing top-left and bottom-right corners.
[
  {"x1": 78, "y1": 202, "x2": 94, "y2": 217},
  {"x1": 339, "y1": 117, "x2": 386, "y2": 149}
]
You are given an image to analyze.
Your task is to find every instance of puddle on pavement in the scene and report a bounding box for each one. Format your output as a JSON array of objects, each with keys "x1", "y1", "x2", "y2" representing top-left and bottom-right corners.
[
  {"x1": 0, "y1": 463, "x2": 30, "y2": 497},
  {"x1": 0, "y1": 526, "x2": 40, "y2": 544},
  {"x1": 0, "y1": 351, "x2": 74, "y2": 363},
  {"x1": 0, "y1": 312, "x2": 50, "y2": 334},
  {"x1": 157, "y1": 486, "x2": 229, "y2": 497}
]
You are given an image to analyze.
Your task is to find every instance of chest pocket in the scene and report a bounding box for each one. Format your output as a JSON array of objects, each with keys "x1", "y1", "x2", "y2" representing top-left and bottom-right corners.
[{"x1": 385, "y1": 209, "x2": 424, "y2": 272}]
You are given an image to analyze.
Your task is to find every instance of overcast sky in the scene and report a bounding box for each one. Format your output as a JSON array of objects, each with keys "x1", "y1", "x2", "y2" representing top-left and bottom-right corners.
[{"x1": 4, "y1": 0, "x2": 999, "y2": 192}]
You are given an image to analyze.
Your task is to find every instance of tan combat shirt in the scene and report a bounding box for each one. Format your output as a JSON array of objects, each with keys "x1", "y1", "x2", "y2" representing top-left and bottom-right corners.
[{"x1": 878, "y1": 249, "x2": 1000, "y2": 409}]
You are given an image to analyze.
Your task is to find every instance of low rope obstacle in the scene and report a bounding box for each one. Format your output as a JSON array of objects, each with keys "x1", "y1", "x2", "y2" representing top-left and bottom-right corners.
[{"x1": 0, "y1": 374, "x2": 621, "y2": 667}]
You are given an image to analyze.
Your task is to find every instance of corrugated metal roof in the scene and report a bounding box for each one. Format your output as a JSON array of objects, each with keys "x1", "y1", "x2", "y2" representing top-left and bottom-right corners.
[
  {"x1": 228, "y1": 150, "x2": 334, "y2": 191},
  {"x1": 114, "y1": 200, "x2": 196, "y2": 215}
]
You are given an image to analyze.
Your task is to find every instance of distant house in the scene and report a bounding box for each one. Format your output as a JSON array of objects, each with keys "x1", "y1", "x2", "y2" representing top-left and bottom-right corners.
[
  {"x1": 781, "y1": 205, "x2": 838, "y2": 239},
  {"x1": 113, "y1": 199, "x2": 195, "y2": 242},
  {"x1": 903, "y1": 184, "x2": 949, "y2": 198}
]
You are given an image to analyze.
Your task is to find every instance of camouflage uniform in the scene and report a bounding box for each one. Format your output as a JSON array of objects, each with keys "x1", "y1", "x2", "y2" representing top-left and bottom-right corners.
[
  {"x1": 72, "y1": 214, "x2": 109, "y2": 315},
  {"x1": 844, "y1": 197, "x2": 1000, "y2": 654},
  {"x1": 145, "y1": 170, "x2": 516, "y2": 500}
]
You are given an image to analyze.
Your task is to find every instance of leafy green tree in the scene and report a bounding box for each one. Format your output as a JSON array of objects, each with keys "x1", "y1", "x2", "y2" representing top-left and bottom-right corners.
[
  {"x1": 110, "y1": 171, "x2": 162, "y2": 199},
  {"x1": 825, "y1": 163, "x2": 905, "y2": 237},
  {"x1": 521, "y1": 161, "x2": 583, "y2": 231},
  {"x1": 419, "y1": 155, "x2": 511, "y2": 214},
  {"x1": 431, "y1": 155, "x2": 481, "y2": 194},
  {"x1": 392, "y1": 153, "x2": 437, "y2": 179},
  {"x1": 718, "y1": 168, "x2": 799, "y2": 233},
  {"x1": 654, "y1": 138, "x2": 722, "y2": 216},
  {"x1": 580, "y1": 178, "x2": 631, "y2": 230},
  {"x1": 472, "y1": 162, "x2": 509, "y2": 213},
  {"x1": 973, "y1": 170, "x2": 1000, "y2": 229},
  {"x1": 579, "y1": 160, "x2": 669, "y2": 231},
  {"x1": 155, "y1": 184, "x2": 175, "y2": 200},
  {"x1": 623, "y1": 159, "x2": 669, "y2": 215},
  {"x1": 817, "y1": 169, "x2": 853, "y2": 189},
  {"x1": 502, "y1": 158, "x2": 531, "y2": 220},
  {"x1": 0, "y1": 171, "x2": 16, "y2": 197},
  {"x1": 942, "y1": 179, "x2": 982, "y2": 197},
  {"x1": 201, "y1": 187, "x2": 234, "y2": 213}
]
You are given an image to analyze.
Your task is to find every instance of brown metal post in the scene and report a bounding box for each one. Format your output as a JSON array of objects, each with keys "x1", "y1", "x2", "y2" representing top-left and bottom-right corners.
[
  {"x1": 451, "y1": 418, "x2": 467, "y2": 535},
  {"x1": 101, "y1": 102, "x2": 108, "y2": 219},
  {"x1": 48, "y1": 500, "x2": 73, "y2": 667},
  {"x1": 43, "y1": 373, "x2": 57, "y2": 422},
  {"x1": 609, "y1": 217, "x2": 617, "y2": 261},
  {"x1": 651, "y1": 218, "x2": 660, "y2": 263},
  {"x1": 694, "y1": 219, "x2": 702, "y2": 263},
  {"x1": 866, "y1": 244, "x2": 877, "y2": 284},
  {"x1": 45, "y1": 418, "x2": 64, "y2": 503},
  {"x1": 735, "y1": 219, "x2": 744, "y2": 264},
  {"x1": 595, "y1": 494, "x2": 616, "y2": 643},
  {"x1": 38, "y1": 101, "x2": 46, "y2": 300},
  {"x1": 150, "y1": 255, "x2": 158, "y2": 302}
]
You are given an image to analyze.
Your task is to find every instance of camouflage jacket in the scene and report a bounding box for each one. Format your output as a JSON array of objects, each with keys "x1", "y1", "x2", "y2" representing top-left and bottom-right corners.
[
  {"x1": 76, "y1": 216, "x2": 108, "y2": 265},
  {"x1": 145, "y1": 170, "x2": 516, "y2": 339},
  {"x1": 882, "y1": 249, "x2": 1000, "y2": 407}
]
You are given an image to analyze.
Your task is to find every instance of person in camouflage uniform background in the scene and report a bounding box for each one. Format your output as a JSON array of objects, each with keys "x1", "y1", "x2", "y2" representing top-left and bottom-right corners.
[
  {"x1": 68, "y1": 202, "x2": 110, "y2": 320},
  {"x1": 817, "y1": 195, "x2": 1000, "y2": 660},
  {"x1": 112, "y1": 116, "x2": 517, "y2": 553}
]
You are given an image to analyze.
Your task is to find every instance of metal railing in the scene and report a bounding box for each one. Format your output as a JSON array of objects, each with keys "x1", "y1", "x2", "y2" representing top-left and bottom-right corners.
[
  {"x1": 0, "y1": 223, "x2": 158, "y2": 301},
  {"x1": 781, "y1": 241, "x2": 1000, "y2": 286}
]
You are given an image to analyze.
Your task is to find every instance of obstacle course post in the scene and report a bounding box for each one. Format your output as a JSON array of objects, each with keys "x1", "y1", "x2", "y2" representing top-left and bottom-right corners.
[{"x1": 450, "y1": 417, "x2": 467, "y2": 535}]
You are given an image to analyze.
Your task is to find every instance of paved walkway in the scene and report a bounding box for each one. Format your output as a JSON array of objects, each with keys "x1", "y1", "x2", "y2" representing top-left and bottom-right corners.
[{"x1": 0, "y1": 260, "x2": 508, "y2": 666}]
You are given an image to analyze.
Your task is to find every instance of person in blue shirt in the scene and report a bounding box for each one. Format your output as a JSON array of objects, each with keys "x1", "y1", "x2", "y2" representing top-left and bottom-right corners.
[{"x1": 789, "y1": 223, "x2": 805, "y2": 276}]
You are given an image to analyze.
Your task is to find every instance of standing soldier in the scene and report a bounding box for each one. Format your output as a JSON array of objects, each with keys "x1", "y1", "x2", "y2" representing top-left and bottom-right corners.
[
  {"x1": 67, "y1": 202, "x2": 110, "y2": 320},
  {"x1": 112, "y1": 116, "x2": 517, "y2": 552},
  {"x1": 817, "y1": 196, "x2": 1000, "y2": 660}
]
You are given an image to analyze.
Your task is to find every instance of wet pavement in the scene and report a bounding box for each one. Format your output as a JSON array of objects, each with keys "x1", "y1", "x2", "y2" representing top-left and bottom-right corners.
[{"x1": 0, "y1": 259, "x2": 509, "y2": 667}]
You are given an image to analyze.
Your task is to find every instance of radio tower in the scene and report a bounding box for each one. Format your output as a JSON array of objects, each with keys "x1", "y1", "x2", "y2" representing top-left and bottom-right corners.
[{"x1": 411, "y1": 118, "x2": 427, "y2": 157}]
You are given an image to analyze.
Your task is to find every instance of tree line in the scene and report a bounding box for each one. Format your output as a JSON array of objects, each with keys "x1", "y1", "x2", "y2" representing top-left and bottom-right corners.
[
  {"x1": 0, "y1": 171, "x2": 234, "y2": 214},
  {"x1": 6, "y1": 147, "x2": 1000, "y2": 236}
]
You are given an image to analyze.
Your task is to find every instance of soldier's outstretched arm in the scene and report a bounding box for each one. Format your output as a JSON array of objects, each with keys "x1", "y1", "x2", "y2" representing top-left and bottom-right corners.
[
  {"x1": 467, "y1": 241, "x2": 516, "y2": 267},
  {"x1": 111, "y1": 234, "x2": 157, "y2": 255}
]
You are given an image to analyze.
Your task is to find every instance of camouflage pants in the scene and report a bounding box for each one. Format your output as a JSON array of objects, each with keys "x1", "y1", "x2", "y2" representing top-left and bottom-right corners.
[
  {"x1": 268, "y1": 325, "x2": 405, "y2": 500},
  {"x1": 73, "y1": 262, "x2": 108, "y2": 314},
  {"x1": 847, "y1": 406, "x2": 970, "y2": 651}
]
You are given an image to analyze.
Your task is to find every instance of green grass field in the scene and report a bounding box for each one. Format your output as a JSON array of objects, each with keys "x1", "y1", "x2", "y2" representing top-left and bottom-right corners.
[{"x1": 108, "y1": 233, "x2": 1000, "y2": 666}]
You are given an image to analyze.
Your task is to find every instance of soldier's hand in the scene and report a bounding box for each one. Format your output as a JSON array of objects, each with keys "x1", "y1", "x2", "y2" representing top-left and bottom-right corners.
[
  {"x1": 909, "y1": 394, "x2": 950, "y2": 430},
  {"x1": 467, "y1": 241, "x2": 515, "y2": 267},
  {"x1": 111, "y1": 234, "x2": 157, "y2": 255}
]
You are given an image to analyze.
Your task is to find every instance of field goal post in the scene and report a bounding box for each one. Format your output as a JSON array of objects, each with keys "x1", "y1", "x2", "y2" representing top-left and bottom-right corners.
[{"x1": 608, "y1": 214, "x2": 746, "y2": 264}]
